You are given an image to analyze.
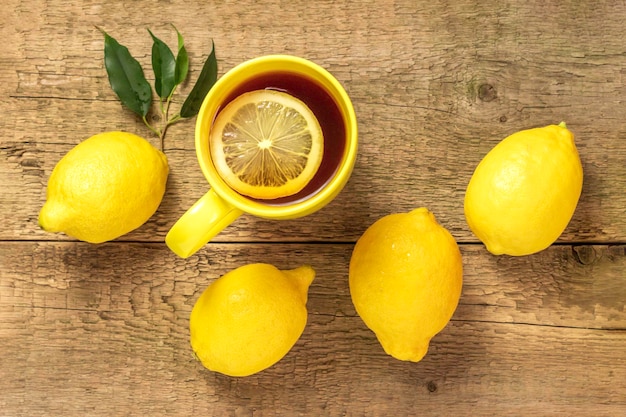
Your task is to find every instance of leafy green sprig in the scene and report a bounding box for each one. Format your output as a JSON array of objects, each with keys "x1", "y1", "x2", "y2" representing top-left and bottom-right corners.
[{"x1": 97, "y1": 26, "x2": 217, "y2": 150}]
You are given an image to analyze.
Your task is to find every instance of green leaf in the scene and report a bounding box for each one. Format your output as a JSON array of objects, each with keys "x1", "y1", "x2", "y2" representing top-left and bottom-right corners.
[
  {"x1": 100, "y1": 28, "x2": 152, "y2": 117},
  {"x1": 148, "y1": 29, "x2": 177, "y2": 99},
  {"x1": 180, "y1": 40, "x2": 217, "y2": 118},
  {"x1": 172, "y1": 25, "x2": 189, "y2": 86}
]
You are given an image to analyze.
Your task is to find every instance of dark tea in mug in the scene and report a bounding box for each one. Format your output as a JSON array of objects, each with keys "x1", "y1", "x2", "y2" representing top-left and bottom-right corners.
[{"x1": 210, "y1": 71, "x2": 347, "y2": 205}]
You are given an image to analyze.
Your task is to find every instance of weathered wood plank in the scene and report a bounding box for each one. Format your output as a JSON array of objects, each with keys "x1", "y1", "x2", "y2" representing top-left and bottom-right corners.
[
  {"x1": 2, "y1": 92, "x2": 625, "y2": 244},
  {"x1": 1, "y1": 242, "x2": 624, "y2": 415},
  {"x1": 3, "y1": 243, "x2": 625, "y2": 330}
]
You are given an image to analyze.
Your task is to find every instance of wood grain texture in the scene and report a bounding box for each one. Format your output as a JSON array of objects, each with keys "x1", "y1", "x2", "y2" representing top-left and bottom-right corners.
[
  {"x1": 1, "y1": 0, "x2": 626, "y2": 415},
  {"x1": 1, "y1": 242, "x2": 625, "y2": 416}
]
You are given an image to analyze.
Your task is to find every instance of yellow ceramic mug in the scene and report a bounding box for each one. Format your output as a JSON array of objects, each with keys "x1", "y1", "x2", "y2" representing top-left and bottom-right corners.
[{"x1": 166, "y1": 55, "x2": 358, "y2": 258}]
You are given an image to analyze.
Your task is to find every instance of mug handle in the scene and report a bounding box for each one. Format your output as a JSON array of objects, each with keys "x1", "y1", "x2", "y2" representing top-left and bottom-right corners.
[{"x1": 165, "y1": 188, "x2": 244, "y2": 258}]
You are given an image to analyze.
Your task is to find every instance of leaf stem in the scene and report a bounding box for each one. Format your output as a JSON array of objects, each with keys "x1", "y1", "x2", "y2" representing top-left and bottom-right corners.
[
  {"x1": 168, "y1": 114, "x2": 182, "y2": 124},
  {"x1": 142, "y1": 115, "x2": 161, "y2": 140},
  {"x1": 159, "y1": 124, "x2": 170, "y2": 150}
]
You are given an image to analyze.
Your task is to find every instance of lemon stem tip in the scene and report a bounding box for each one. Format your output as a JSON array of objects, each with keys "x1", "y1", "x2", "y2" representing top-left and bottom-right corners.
[{"x1": 284, "y1": 265, "x2": 315, "y2": 294}]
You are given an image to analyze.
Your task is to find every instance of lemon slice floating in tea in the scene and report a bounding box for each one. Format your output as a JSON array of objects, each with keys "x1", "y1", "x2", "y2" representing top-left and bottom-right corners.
[{"x1": 210, "y1": 89, "x2": 324, "y2": 200}]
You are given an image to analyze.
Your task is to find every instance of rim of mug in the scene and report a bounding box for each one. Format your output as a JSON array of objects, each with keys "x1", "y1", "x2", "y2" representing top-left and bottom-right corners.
[{"x1": 195, "y1": 54, "x2": 358, "y2": 219}]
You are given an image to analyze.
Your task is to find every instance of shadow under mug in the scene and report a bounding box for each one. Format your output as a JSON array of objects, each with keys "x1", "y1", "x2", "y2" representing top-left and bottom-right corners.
[{"x1": 165, "y1": 55, "x2": 358, "y2": 258}]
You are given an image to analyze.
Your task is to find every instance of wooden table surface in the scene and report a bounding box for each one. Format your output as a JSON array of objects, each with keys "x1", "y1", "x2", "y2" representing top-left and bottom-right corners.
[{"x1": 2, "y1": 0, "x2": 625, "y2": 415}]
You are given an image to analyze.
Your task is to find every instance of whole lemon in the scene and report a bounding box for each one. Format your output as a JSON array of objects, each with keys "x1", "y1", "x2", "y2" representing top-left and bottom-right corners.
[
  {"x1": 464, "y1": 122, "x2": 583, "y2": 256},
  {"x1": 190, "y1": 263, "x2": 315, "y2": 377},
  {"x1": 349, "y1": 208, "x2": 463, "y2": 362},
  {"x1": 39, "y1": 131, "x2": 168, "y2": 243}
]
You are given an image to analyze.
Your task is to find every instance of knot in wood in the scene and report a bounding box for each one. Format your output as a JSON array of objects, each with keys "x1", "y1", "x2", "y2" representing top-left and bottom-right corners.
[
  {"x1": 427, "y1": 381, "x2": 438, "y2": 393},
  {"x1": 572, "y1": 245, "x2": 597, "y2": 265},
  {"x1": 478, "y1": 83, "x2": 497, "y2": 102}
]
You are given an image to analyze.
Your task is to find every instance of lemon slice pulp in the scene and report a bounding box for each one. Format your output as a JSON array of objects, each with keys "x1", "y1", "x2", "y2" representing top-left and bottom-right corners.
[{"x1": 210, "y1": 89, "x2": 324, "y2": 200}]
